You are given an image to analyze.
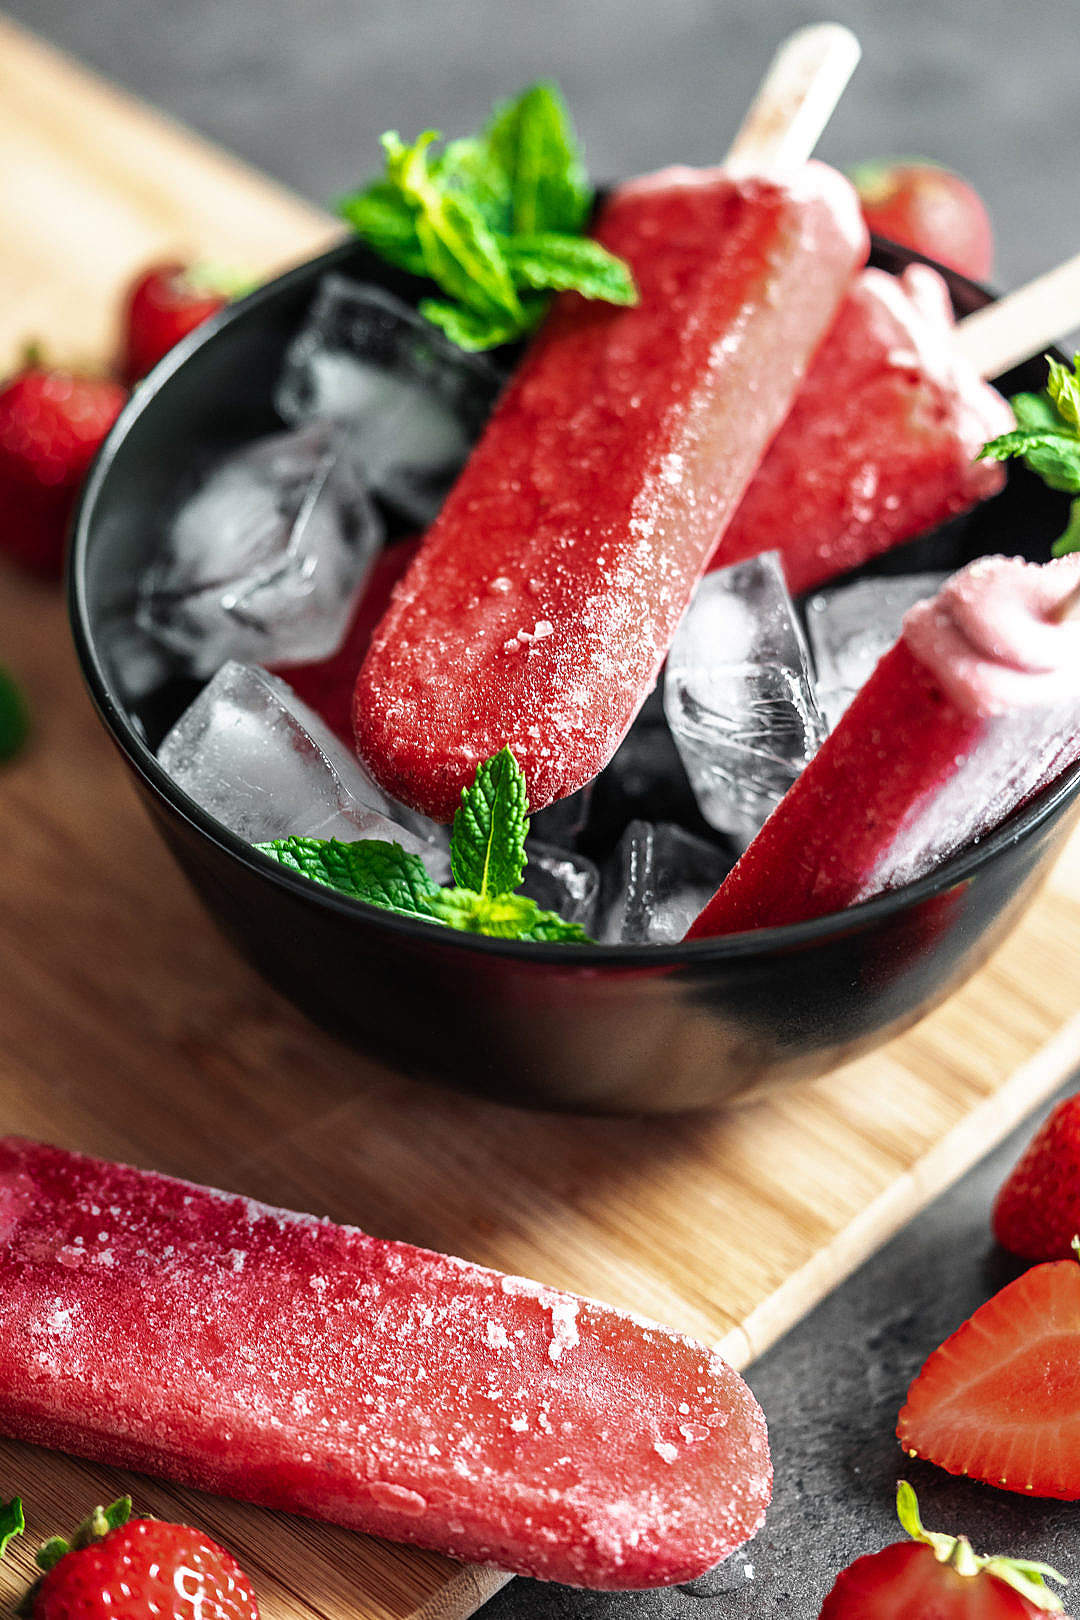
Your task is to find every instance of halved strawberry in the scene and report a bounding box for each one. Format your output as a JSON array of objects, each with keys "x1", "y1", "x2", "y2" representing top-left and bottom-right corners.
[
  {"x1": 994, "y1": 1096, "x2": 1080, "y2": 1261},
  {"x1": 898, "y1": 1254, "x2": 1080, "y2": 1498},
  {"x1": 819, "y1": 1483, "x2": 1069, "y2": 1617}
]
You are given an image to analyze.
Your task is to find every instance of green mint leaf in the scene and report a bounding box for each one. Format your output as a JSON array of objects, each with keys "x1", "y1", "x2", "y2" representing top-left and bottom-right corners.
[
  {"x1": 384, "y1": 129, "x2": 522, "y2": 320},
  {"x1": 980, "y1": 429, "x2": 1080, "y2": 494},
  {"x1": 256, "y1": 837, "x2": 439, "y2": 916},
  {"x1": 485, "y1": 83, "x2": 591, "y2": 237},
  {"x1": 1053, "y1": 496, "x2": 1080, "y2": 557},
  {"x1": 515, "y1": 903, "x2": 592, "y2": 943},
  {"x1": 502, "y1": 233, "x2": 639, "y2": 304},
  {"x1": 337, "y1": 181, "x2": 427, "y2": 277},
  {"x1": 0, "y1": 666, "x2": 29, "y2": 762},
  {"x1": 423, "y1": 888, "x2": 590, "y2": 941},
  {"x1": 419, "y1": 296, "x2": 542, "y2": 351},
  {"x1": 414, "y1": 194, "x2": 521, "y2": 319},
  {"x1": 0, "y1": 1498, "x2": 24, "y2": 1562},
  {"x1": 450, "y1": 745, "x2": 529, "y2": 896},
  {"x1": 437, "y1": 136, "x2": 514, "y2": 233},
  {"x1": 1011, "y1": 389, "x2": 1064, "y2": 434},
  {"x1": 1046, "y1": 354, "x2": 1080, "y2": 429}
]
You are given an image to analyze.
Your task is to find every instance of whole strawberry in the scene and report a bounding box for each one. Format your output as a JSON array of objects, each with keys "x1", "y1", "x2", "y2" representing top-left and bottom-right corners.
[
  {"x1": 0, "y1": 366, "x2": 126, "y2": 576},
  {"x1": 16, "y1": 1496, "x2": 259, "y2": 1620},
  {"x1": 121, "y1": 262, "x2": 236, "y2": 382},
  {"x1": 994, "y1": 1094, "x2": 1080, "y2": 1260},
  {"x1": 850, "y1": 158, "x2": 994, "y2": 281},
  {"x1": 819, "y1": 1482, "x2": 1070, "y2": 1617}
]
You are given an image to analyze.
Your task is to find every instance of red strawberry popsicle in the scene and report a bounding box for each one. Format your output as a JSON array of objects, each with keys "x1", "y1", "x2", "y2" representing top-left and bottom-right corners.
[
  {"x1": 0, "y1": 1137, "x2": 771, "y2": 1589},
  {"x1": 711, "y1": 264, "x2": 1014, "y2": 594},
  {"x1": 689, "y1": 554, "x2": 1080, "y2": 938},
  {"x1": 354, "y1": 161, "x2": 867, "y2": 821}
]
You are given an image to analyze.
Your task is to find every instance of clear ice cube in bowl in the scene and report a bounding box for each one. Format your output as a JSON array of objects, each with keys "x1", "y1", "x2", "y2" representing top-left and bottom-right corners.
[
  {"x1": 275, "y1": 276, "x2": 502, "y2": 526},
  {"x1": 664, "y1": 553, "x2": 826, "y2": 847},
  {"x1": 598, "y1": 820, "x2": 735, "y2": 945},
  {"x1": 805, "y1": 571, "x2": 949, "y2": 728},
  {"x1": 157, "y1": 661, "x2": 449, "y2": 881},
  {"x1": 137, "y1": 422, "x2": 383, "y2": 678},
  {"x1": 522, "y1": 842, "x2": 601, "y2": 934}
]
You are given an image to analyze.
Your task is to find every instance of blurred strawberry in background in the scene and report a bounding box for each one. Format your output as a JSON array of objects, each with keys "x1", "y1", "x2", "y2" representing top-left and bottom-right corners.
[
  {"x1": 0, "y1": 364, "x2": 126, "y2": 576},
  {"x1": 120, "y1": 262, "x2": 238, "y2": 382},
  {"x1": 851, "y1": 159, "x2": 994, "y2": 281}
]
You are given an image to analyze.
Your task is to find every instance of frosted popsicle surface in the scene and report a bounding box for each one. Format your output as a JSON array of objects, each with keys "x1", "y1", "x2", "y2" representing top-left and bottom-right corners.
[
  {"x1": 354, "y1": 163, "x2": 867, "y2": 822},
  {"x1": 0, "y1": 1138, "x2": 771, "y2": 1589}
]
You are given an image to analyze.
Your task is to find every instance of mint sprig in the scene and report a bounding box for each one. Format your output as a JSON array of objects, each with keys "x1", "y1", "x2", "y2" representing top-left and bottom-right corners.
[
  {"x1": 0, "y1": 1498, "x2": 24, "y2": 1563},
  {"x1": 338, "y1": 83, "x2": 638, "y2": 351},
  {"x1": 257, "y1": 746, "x2": 590, "y2": 944},
  {"x1": 979, "y1": 353, "x2": 1080, "y2": 555}
]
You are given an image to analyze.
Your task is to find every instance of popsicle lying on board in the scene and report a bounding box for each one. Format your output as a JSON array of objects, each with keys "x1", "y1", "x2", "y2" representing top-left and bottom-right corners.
[
  {"x1": 710, "y1": 264, "x2": 1014, "y2": 593},
  {"x1": 687, "y1": 554, "x2": 1080, "y2": 938},
  {"x1": 0, "y1": 1137, "x2": 771, "y2": 1589}
]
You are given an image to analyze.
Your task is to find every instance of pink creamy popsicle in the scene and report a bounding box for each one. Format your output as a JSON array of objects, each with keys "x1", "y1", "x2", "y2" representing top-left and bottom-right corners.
[
  {"x1": 0, "y1": 1137, "x2": 771, "y2": 1589},
  {"x1": 354, "y1": 163, "x2": 867, "y2": 821},
  {"x1": 711, "y1": 264, "x2": 1015, "y2": 594},
  {"x1": 688, "y1": 554, "x2": 1080, "y2": 937}
]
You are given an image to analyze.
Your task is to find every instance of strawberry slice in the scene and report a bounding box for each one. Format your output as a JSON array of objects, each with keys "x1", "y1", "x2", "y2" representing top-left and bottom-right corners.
[
  {"x1": 994, "y1": 1096, "x2": 1080, "y2": 1262},
  {"x1": 898, "y1": 1255, "x2": 1080, "y2": 1499},
  {"x1": 819, "y1": 1483, "x2": 1069, "y2": 1617}
]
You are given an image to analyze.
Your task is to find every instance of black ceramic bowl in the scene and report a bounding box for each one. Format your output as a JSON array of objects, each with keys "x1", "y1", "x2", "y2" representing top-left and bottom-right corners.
[{"x1": 69, "y1": 236, "x2": 1080, "y2": 1113}]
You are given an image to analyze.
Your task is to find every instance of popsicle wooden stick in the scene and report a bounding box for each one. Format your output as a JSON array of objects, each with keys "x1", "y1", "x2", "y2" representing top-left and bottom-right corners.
[
  {"x1": 955, "y1": 249, "x2": 1080, "y2": 378},
  {"x1": 724, "y1": 23, "x2": 861, "y2": 174}
]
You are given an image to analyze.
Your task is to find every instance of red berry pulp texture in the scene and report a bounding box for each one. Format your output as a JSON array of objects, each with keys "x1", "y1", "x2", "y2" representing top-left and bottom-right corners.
[
  {"x1": 36, "y1": 1519, "x2": 259, "y2": 1620},
  {"x1": 121, "y1": 263, "x2": 228, "y2": 383},
  {"x1": 855, "y1": 161, "x2": 994, "y2": 282},
  {"x1": 273, "y1": 536, "x2": 421, "y2": 744},
  {"x1": 689, "y1": 640, "x2": 984, "y2": 936},
  {"x1": 819, "y1": 1540, "x2": 1064, "y2": 1619},
  {"x1": 0, "y1": 370, "x2": 126, "y2": 576},
  {"x1": 0, "y1": 1138, "x2": 771, "y2": 1588},
  {"x1": 354, "y1": 163, "x2": 866, "y2": 822},
  {"x1": 898, "y1": 1258, "x2": 1080, "y2": 1499},
  {"x1": 711, "y1": 266, "x2": 1009, "y2": 594},
  {"x1": 993, "y1": 1095, "x2": 1080, "y2": 1261}
]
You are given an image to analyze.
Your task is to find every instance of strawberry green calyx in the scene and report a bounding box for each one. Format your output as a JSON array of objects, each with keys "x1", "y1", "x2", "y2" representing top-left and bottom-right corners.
[
  {"x1": 16, "y1": 1499, "x2": 133, "y2": 1619},
  {"x1": 0, "y1": 1498, "x2": 25, "y2": 1562},
  {"x1": 895, "y1": 1482, "x2": 1067, "y2": 1610},
  {"x1": 35, "y1": 1497, "x2": 132, "y2": 1573},
  {"x1": 179, "y1": 263, "x2": 253, "y2": 301},
  {"x1": 847, "y1": 156, "x2": 941, "y2": 203}
]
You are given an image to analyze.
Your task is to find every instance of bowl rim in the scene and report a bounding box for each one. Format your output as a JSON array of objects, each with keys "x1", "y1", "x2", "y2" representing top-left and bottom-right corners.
[{"x1": 67, "y1": 235, "x2": 1080, "y2": 969}]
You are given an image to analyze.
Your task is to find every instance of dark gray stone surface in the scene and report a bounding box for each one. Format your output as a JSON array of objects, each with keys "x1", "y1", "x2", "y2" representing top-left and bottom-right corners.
[
  {"x1": 5, "y1": 0, "x2": 1078, "y2": 291},
  {"x1": 480, "y1": 1087, "x2": 1080, "y2": 1615},
  {"x1": 7, "y1": 0, "x2": 1079, "y2": 1610}
]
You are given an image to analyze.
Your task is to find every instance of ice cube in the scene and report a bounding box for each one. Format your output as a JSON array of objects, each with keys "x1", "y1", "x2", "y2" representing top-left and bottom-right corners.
[
  {"x1": 138, "y1": 422, "x2": 383, "y2": 678},
  {"x1": 276, "y1": 277, "x2": 502, "y2": 526},
  {"x1": 522, "y1": 842, "x2": 601, "y2": 933},
  {"x1": 805, "y1": 571, "x2": 950, "y2": 728},
  {"x1": 527, "y1": 785, "x2": 594, "y2": 848},
  {"x1": 664, "y1": 553, "x2": 826, "y2": 847},
  {"x1": 597, "y1": 821, "x2": 734, "y2": 945},
  {"x1": 157, "y1": 661, "x2": 449, "y2": 880}
]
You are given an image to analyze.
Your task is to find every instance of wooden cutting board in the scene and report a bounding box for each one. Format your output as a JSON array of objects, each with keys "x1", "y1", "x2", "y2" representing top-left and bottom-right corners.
[{"x1": 1, "y1": 15, "x2": 1079, "y2": 1620}]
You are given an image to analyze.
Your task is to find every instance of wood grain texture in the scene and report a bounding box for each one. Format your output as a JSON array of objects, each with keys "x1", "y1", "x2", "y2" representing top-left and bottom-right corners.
[{"x1": 0, "y1": 16, "x2": 1079, "y2": 1620}]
